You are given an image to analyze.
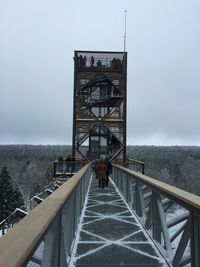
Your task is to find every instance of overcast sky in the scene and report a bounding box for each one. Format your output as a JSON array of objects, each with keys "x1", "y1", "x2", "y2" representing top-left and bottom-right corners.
[{"x1": 1, "y1": 0, "x2": 200, "y2": 146}]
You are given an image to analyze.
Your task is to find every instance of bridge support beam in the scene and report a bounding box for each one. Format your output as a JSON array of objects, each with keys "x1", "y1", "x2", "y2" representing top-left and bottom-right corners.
[
  {"x1": 134, "y1": 181, "x2": 146, "y2": 220},
  {"x1": 172, "y1": 221, "x2": 189, "y2": 267},
  {"x1": 152, "y1": 191, "x2": 162, "y2": 243},
  {"x1": 155, "y1": 192, "x2": 173, "y2": 258}
]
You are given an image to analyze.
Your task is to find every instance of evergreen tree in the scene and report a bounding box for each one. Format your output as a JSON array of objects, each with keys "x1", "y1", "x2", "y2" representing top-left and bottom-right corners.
[{"x1": 0, "y1": 165, "x2": 24, "y2": 222}]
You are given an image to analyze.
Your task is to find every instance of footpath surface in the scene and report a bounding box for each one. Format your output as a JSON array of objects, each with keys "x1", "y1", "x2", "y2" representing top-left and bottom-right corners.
[{"x1": 69, "y1": 175, "x2": 169, "y2": 267}]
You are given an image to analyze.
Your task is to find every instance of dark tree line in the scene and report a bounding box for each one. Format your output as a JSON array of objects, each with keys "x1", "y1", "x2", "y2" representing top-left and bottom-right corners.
[{"x1": 1, "y1": 144, "x2": 200, "y2": 223}]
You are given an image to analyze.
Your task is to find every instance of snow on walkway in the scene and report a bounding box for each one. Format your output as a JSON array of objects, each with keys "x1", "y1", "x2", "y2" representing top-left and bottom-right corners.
[{"x1": 69, "y1": 175, "x2": 170, "y2": 267}]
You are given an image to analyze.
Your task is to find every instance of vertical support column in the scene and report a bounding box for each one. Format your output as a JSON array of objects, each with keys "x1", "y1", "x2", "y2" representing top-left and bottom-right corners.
[
  {"x1": 190, "y1": 212, "x2": 200, "y2": 267},
  {"x1": 122, "y1": 171, "x2": 126, "y2": 196},
  {"x1": 53, "y1": 162, "x2": 57, "y2": 178},
  {"x1": 145, "y1": 197, "x2": 152, "y2": 230},
  {"x1": 152, "y1": 191, "x2": 172, "y2": 257},
  {"x1": 41, "y1": 215, "x2": 66, "y2": 267},
  {"x1": 142, "y1": 163, "x2": 145, "y2": 175},
  {"x1": 62, "y1": 199, "x2": 73, "y2": 264},
  {"x1": 156, "y1": 193, "x2": 172, "y2": 257},
  {"x1": 118, "y1": 169, "x2": 122, "y2": 191},
  {"x1": 152, "y1": 191, "x2": 162, "y2": 243},
  {"x1": 135, "y1": 181, "x2": 142, "y2": 218},
  {"x1": 126, "y1": 173, "x2": 129, "y2": 203},
  {"x1": 172, "y1": 221, "x2": 189, "y2": 266},
  {"x1": 115, "y1": 168, "x2": 119, "y2": 187}
]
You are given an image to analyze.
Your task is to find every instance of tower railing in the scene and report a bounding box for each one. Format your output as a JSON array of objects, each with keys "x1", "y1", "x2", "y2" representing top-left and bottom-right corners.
[
  {"x1": 0, "y1": 164, "x2": 92, "y2": 267},
  {"x1": 53, "y1": 160, "x2": 88, "y2": 178},
  {"x1": 115, "y1": 158, "x2": 145, "y2": 174},
  {"x1": 112, "y1": 164, "x2": 200, "y2": 267}
]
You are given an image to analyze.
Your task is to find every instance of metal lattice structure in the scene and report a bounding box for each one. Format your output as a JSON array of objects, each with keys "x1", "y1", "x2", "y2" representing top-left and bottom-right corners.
[{"x1": 72, "y1": 51, "x2": 127, "y2": 162}]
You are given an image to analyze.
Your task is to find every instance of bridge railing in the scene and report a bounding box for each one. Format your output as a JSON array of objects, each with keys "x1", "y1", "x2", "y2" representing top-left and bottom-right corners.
[
  {"x1": 0, "y1": 208, "x2": 28, "y2": 235},
  {"x1": 113, "y1": 164, "x2": 200, "y2": 267},
  {"x1": 0, "y1": 164, "x2": 92, "y2": 267},
  {"x1": 127, "y1": 159, "x2": 145, "y2": 174},
  {"x1": 115, "y1": 158, "x2": 145, "y2": 174},
  {"x1": 53, "y1": 160, "x2": 88, "y2": 178}
]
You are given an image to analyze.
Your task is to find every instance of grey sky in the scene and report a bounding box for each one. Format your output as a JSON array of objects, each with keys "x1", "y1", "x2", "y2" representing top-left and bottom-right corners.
[{"x1": 1, "y1": 0, "x2": 200, "y2": 145}]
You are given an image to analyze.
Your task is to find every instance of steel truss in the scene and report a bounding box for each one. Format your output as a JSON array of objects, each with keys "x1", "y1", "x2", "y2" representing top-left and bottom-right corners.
[{"x1": 72, "y1": 51, "x2": 127, "y2": 161}]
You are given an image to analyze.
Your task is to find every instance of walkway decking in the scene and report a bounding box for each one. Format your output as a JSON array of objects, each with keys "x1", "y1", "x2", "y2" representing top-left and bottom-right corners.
[{"x1": 69, "y1": 175, "x2": 169, "y2": 267}]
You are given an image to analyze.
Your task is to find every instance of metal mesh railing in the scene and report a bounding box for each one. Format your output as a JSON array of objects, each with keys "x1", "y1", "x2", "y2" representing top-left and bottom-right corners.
[
  {"x1": 26, "y1": 165, "x2": 91, "y2": 267},
  {"x1": 76, "y1": 52, "x2": 125, "y2": 71},
  {"x1": 53, "y1": 160, "x2": 88, "y2": 178},
  {"x1": 112, "y1": 164, "x2": 200, "y2": 267},
  {"x1": 0, "y1": 164, "x2": 92, "y2": 267}
]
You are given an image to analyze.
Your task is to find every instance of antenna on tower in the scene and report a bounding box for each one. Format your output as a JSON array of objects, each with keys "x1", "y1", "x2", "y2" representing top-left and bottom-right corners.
[{"x1": 124, "y1": 8, "x2": 127, "y2": 52}]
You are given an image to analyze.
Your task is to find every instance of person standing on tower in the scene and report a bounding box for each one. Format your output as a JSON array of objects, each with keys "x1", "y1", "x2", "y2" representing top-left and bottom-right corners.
[{"x1": 90, "y1": 55, "x2": 94, "y2": 67}]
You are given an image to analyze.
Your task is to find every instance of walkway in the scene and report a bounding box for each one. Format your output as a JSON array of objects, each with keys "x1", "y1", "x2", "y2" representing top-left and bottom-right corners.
[{"x1": 69, "y1": 175, "x2": 169, "y2": 267}]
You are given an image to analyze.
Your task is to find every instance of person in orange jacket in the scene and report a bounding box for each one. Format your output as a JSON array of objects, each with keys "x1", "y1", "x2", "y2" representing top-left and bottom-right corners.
[{"x1": 96, "y1": 159, "x2": 107, "y2": 189}]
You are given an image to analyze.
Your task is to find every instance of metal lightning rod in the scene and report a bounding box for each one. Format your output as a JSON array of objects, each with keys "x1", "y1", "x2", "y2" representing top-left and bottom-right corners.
[{"x1": 124, "y1": 8, "x2": 127, "y2": 52}]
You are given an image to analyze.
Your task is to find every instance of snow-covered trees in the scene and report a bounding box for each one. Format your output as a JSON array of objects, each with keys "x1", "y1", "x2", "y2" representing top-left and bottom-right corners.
[
  {"x1": 0, "y1": 165, "x2": 24, "y2": 222},
  {"x1": 18, "y1": 161, "x2": 43, "y2": 211}
]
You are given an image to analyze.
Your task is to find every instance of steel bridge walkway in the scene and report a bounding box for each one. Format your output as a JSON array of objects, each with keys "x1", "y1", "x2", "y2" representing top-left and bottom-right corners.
[{"x1": 69, "y1": 175, "x2": 168, "y2": 267}]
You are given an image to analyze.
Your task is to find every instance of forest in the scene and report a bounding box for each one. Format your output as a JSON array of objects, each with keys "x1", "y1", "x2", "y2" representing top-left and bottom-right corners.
[
  {"x1": 0, "y1": 145, "x2": 71, "y2": 213},
  {"x1": 1, "y1": 144, "x2": 200, "y2": 215},
  {"x1": 127, "y1": 145, "x2": 200, "y2": 195}
]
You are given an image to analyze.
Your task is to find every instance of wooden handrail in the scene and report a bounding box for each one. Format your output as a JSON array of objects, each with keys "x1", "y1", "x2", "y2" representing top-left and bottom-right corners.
[
  {"x1": 114, "y1": 164, "x2": 200, "y2": 211},
  {"x1": 128, "y1": 158, "x2": 144, "y2": 165},
  {"x1": 0, "y1": 164, "x2": 90, "y2": 267}
]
